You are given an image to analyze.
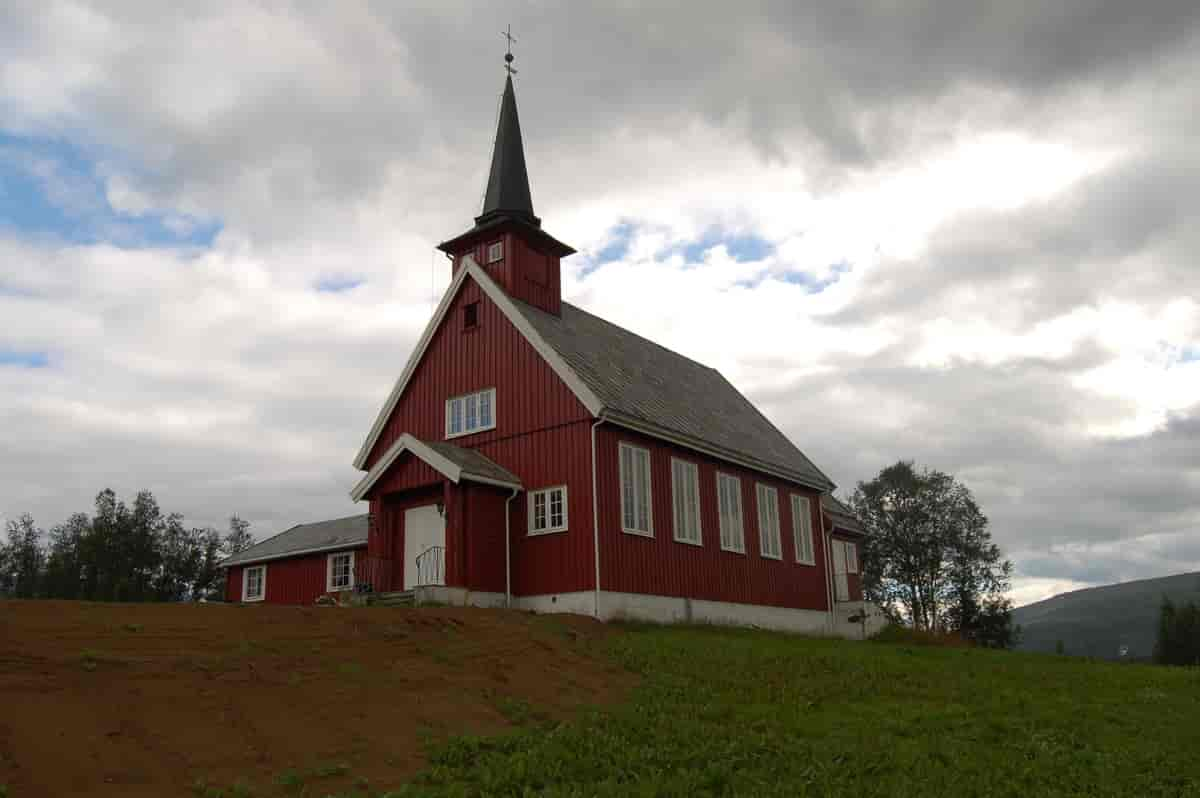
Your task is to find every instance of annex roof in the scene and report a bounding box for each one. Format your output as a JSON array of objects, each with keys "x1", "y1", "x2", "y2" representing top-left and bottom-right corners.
[
  {"x1": 822, "y1": 494, "x2": 867, "y2": 535},
  {"x1": 221, "y1": 514, "x2": 368, "y2": 568},
  {"x1": 350, "y1": 433, "x2": 522, "y2": 502}
]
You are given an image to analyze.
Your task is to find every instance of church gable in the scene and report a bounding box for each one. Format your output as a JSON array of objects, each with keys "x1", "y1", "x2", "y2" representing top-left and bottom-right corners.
[{"x1": 359, "y1": 265, "x2": 595, "y2": 471}]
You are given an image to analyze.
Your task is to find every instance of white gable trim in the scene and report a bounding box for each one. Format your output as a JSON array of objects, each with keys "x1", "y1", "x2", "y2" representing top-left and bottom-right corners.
[
  {"x1": 349, "y1": 432, "x2": 522, "y2": 502},
  {"x1": 352, "y1": 256, "x2": 603, "y2": 471}
]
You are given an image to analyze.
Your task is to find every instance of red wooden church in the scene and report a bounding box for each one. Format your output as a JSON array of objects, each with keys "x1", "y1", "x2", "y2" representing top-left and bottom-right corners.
[{"x1": 224, "y1": 69, "x2": 870, "y2": 635}]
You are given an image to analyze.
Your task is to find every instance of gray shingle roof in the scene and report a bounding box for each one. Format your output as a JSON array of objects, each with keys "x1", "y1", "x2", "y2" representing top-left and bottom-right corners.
[
  {"x1": 221, "y1": 514, "x2": 368, "y2": 568},
  {"x1": 423, "y1": 439, "x2": 522, "y2": 486},
  {"x1": 822, "y1": 495, "x2": 866, "y2": 534},
  {"x1": 510, "y1": 298, "x2": 834, "y2": 491}
]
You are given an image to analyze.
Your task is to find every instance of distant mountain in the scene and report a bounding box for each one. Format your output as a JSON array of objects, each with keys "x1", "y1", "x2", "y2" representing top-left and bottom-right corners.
[{"x1": 1013, "y1": 571, "x2": 1200, "y2": 660}]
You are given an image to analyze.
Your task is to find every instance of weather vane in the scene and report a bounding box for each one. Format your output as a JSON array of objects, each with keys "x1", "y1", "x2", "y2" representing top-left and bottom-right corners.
[{"x1": 502, "y1": 24, "x2": 518, "y2": 75}]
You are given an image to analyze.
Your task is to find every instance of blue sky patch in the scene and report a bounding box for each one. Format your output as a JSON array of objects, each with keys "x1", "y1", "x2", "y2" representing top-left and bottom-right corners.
[
  {"x1": 669, "y1": 227, "x2": 775, "y2": 265},
  {"x1": 315, "y1": 276, "x2": 365, "y2": 293},
  {"x1": 1180, "y1": 346, "x2": 1199, "y2": 364},
  {"x1": 0, "y1": 132, "x2": 220, "y2": 248},
  {"x1": 738, "y1": 261, "x2": 851, "y2": 293},
  {"x1": 0, "y1": 349, "x2": 49, "y2": 368}
]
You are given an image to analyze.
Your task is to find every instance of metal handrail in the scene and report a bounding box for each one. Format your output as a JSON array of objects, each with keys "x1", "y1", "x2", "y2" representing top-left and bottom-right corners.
[{"x1": 414, "y1": 545, "x2": 445, "y2": 587}]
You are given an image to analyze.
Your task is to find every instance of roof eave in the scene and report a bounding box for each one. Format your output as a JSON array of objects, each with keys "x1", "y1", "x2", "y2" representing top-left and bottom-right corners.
[{"x1": 220, "y1": 539, "x2": 368, "y2": 569}]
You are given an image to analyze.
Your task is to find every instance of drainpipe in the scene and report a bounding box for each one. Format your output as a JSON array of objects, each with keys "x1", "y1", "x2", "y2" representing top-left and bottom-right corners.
[
  {"x1": 504, "y1": 487, "x2": 519, "y2": 609},
  {"x1": 821, "y1": 509, "x2": 836, "y2": 635},
  {"x1": 590, "y1": 416, "x2": 605, "y2": 619}
]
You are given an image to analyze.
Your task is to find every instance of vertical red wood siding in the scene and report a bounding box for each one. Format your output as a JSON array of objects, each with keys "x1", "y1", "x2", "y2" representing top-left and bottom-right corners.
[
  {"x1": 224, "y1": 546, "x2": 366, "y2": 605},
  {"x1": 451, "y1": 231, "x2": 562, "y2": 315},
  {"x1": 594, "y1": 426, "x2": 830, "y2": 611},
  {"x1": 461, "y1": 484, "x2": 509, "y2": 594},
  {"x1": 364, "y1": 276, "x2": 587, "y2": 469}
]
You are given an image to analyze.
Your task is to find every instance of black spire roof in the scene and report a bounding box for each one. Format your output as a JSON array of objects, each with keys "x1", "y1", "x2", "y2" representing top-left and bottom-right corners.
[{"x1": 477, "y1": 75, "x2": 538, "y2": 227}]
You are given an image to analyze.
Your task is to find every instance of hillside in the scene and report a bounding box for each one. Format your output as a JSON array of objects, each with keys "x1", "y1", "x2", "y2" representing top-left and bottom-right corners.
[
  {"x1": 3, "y1": 601, "x2": 1200, "y2": 797},
  {"x1": 1014, "y1": 571, "x2": 1200, "y2": 659}
]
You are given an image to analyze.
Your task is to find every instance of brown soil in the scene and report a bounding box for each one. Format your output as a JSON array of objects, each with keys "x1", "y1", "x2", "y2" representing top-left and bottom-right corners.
[{"x1": 0, "y1": 600, "x2": 635, "y2": 797}]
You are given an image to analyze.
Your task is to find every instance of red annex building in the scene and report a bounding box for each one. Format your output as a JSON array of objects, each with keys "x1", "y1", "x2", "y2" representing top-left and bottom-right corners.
[{"x1": 224, "y1": 68, "x2": 871, "y2": 636}]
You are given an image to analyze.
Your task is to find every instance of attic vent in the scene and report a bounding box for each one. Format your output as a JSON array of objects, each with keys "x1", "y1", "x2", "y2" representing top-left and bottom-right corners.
[
  {"x1": 463, "y1": 301, "x2": 479, "y2": 329},
  {"x1": 486, "y1": 241, "x2": 504, "y2": 263}
]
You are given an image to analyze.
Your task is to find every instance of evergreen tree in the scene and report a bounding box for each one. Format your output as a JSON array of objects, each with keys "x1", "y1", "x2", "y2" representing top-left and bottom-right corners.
[
  {"x1": 192, "y1": 527, "x2": 225, "y2": 600},
  {"x1": 223, "y1": 515, "x2": 254, "y2": 556},
  {"x1": 2, "y1": 514, "x2": 45, "y2": 598}
]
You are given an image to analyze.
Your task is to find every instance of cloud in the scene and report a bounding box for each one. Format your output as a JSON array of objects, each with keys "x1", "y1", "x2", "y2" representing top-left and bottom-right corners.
[{"x1": 1, "y1": 2, "x2": 1198, "y2": 605}]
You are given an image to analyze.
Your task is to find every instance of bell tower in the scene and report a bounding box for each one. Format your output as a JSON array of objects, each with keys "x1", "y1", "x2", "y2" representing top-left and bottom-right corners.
[{"x1": 437, "y1": 35, "x2": 574, "y2": 316}]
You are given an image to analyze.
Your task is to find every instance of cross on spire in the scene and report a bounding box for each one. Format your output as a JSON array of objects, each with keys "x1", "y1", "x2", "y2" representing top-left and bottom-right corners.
[{"x1": 502, "y1": 24, "x2": 518, "y2": 75}]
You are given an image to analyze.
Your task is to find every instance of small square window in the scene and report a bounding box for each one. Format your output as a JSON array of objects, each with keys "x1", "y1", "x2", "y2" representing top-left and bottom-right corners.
[
  {"x1": 463, "y1": 302, "x2": 479, "y2": 329},
  {"x1": 486, "y1": 241, "x2": 504, "y2": 263}
]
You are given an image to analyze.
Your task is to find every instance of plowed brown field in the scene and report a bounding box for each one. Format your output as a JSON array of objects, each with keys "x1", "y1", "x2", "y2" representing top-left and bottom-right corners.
[{"x1": 0, "y1": 600, "x2": 635, "y2": 797}]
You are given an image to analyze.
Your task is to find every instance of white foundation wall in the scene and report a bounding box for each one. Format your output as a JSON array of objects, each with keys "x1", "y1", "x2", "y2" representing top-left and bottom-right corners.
[
  {"x1": 414, "y1": 586, "x2": 507, "y2": 609},
  {"x1": 512, "y1": 590, "x2": 833, "y2": 636}
]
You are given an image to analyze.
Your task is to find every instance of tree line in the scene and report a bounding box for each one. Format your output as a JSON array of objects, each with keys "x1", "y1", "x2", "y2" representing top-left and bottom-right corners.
[
  {"x1": 0, "y1": 489, "x2": 256, "y2": 602},
  {"x1": 1155, "y1": 597, "x2": 1200, "y2": 666},
  {"x1": 850, "y1": 460, "x2": 1018, "y2": 648}
]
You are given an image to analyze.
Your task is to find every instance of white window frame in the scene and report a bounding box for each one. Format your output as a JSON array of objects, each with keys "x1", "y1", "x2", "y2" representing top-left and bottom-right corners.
[
  {"x1": 756, "y1": 483, "x2": 782, "y2": 560},
  {"x1": 716, "y1": 472, "x2": 745, "y2": 553},
  {"x1": 486, "y1": 240, "x2": 504, "y2": 263},
  {"x1": 790, "y1": 494, "x2": 816, "y2": 565},
  {"x1": 445, "y1": 387, "x2": 497, "y2": 439},
  {"x1": 619, "y1": 442, "x2": 654, "y2": 537},
  {"x1": 242, "y1": 564, "x2": 266, "y2": 602},
  {"x1": 326, "y1": 550, "x2": 355, "y2": 592},
  {"x1": 528, "y1": 485, "x2": 569, "y2": 535},
  {"x1": 670, "y1": 458, "x2": 702, "y2": 546},
  {"x1": 844, "y1": 540, "x2": 859, "y2": 574}
]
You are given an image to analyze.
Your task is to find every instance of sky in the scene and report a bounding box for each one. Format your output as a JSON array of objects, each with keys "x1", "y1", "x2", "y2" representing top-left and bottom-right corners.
[{"x1": 2, "y1": 2, "x2": 1198, "y2": 607}]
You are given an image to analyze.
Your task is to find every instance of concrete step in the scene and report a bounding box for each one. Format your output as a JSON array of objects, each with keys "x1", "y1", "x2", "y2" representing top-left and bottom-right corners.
[{"x1": 369, "y1": 590, "x2": 415, "y2": 607}]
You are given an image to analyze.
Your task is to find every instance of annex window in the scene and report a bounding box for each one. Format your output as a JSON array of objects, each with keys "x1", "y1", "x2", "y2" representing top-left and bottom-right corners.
[
  {"x1": 528, "y1": 485, "x2": 568, "y2": 535},
  {"x1": 844, "y1": 541, "x2": 859, "y2": 574},
  {"x1": 486, "y1": 240, "x2": 504, "y2": 263},
  {"x1": 670, "y1": 458, "x2": 702, "y2": 545},
  {"x1": 791, "y1": 495, "x2": 816, "y2": 565},
  {"x1": 463, "y1": 301, "x2": 479, "y2": 329},
  {"x1": 243, "y1": 565, "x2": 265, "y2": 602},
  {"x1": 756, "y1": 483, "x2": 782, "y2": 560},
  {"x1": 326, "y1": 551, "x2": 354, "y2": 592},
  {"x1": 717, "y1": 472, "x2": 745, "y2": 553},
  {"x1": 445, "y1": 388, "x2": 496, "y2": 438},
  {"x1": 619, "y1": 442, "x2": 653, "y2": 536}
]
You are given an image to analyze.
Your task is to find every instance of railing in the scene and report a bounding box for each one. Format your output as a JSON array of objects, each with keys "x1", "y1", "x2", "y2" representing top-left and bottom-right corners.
[{"x1": 414, "y1": 546, "x2": 445, "y2": 587}]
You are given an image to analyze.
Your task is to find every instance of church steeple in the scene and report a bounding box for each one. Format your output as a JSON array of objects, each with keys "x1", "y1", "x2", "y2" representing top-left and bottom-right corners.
[
  {"x1": 477, "y1": 75, "x2": 539, "y2": 228},
  {"x1": 437, "y1": 35, "x2": 574, "y2": 316}
]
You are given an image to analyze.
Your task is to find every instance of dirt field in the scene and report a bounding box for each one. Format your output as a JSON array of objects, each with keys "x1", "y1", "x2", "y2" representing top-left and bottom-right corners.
[{"x1": 0, "y1": 600, "x2": 635, "y2": 797}]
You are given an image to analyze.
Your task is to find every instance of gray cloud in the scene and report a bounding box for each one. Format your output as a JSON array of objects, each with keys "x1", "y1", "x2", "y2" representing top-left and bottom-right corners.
[{"x1": 2, "y1": 2, "x2": 1199, "y2": 602}]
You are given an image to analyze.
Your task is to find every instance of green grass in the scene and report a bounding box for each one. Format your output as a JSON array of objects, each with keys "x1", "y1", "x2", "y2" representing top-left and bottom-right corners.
[{"x1": 392, "y1": 623, "x2": 1200, "y2": 797}]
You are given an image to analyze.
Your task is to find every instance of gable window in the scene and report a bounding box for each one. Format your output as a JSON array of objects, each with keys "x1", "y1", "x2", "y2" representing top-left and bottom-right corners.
[
  {"x1": 619, "y1": 442, "x2": 653, "y2": 536},
  {"x1": 486, "y1": 241, "x2": 504, "y2": 263},
  {"x1": 243, "y1": 565, "x2": 266, "y2": 602},
  {"x1": 791, "y1": 495, "x2": 816, "y2": 565},
  {"x1": 326, "y1": 551, "x2": 355, "y2": 592},
  {"x1": 670, "y1": 458, "x2": 702, "y2": 545},
  {"x1": 756, "y1": 483, "x2": 782, "y2": 560},
  {"x1": 717, "y1": 472, "x2": 745, "y2": 553},
  {"x1": 463, "y1": 301, "x2": 479, "y2": 329},
  {"x1": 528, "y1": 485, "x2": 568, "y2": 535},
  {"x1": 445, "y1": 388, "x2": 496, "y2": 438}
]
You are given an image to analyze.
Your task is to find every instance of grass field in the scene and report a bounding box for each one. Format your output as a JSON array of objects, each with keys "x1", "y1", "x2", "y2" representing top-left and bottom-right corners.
[
  {"x1": 402, "y1": 623, "x2": 1200, "y2": 798},
  {"x1": 3, "y1": 603, "x2": 1200, "y2": 797}
]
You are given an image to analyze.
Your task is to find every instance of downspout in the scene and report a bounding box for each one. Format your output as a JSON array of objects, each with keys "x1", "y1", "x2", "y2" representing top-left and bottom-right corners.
[
  {"x1": 590, "y1": 415, "x2": 605, "y2": 619},
  {"x1": 822, "y1": 510, "x2": 836, "y2": 635},
  {"x1": 504, "y1": 487, "x2": 519, "y2": 609}
]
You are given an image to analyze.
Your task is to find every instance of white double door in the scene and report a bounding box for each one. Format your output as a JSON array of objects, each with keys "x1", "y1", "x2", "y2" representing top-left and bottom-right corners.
[{"x1": 403, "y1": 504, "x2": 446, "y2": 590}]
